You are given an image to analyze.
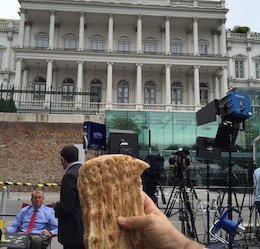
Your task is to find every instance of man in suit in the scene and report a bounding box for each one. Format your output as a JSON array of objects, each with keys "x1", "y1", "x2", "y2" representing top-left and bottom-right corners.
[{"x1": 54, "y1": 145, "x2": 85, "y2": 249}]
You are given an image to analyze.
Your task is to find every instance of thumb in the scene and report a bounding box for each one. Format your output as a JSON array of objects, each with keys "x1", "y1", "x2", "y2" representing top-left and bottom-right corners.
[{"x1": 118, "y1": 215, "x2": 149, "y2": 231}]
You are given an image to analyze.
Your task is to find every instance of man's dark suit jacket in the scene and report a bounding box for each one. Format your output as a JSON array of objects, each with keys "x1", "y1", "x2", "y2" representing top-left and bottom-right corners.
[{"x1": 54, "y1": 163, "x2": 84, "y2": 248}]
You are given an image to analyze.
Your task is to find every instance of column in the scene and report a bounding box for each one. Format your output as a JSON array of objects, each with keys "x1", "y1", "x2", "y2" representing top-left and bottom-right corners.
[
  {"x1": 22, "y1": 69, "x2": 28, "y2": 88},
  {"x1": 48, "y1": 10, "x2": 56, "y2": 49},
  {"x1": 136, "y1": 15, "x2": 142, "y2": 54},
  {"x1": 187, "y1": 75, "x2": 193, "y2": 105},
  {"x1": 193, "y1": 18, "x2": 198, "y2": 55},
  {"x1": 14, "y1": 59, "x2": 23, "y2": 88},
  {"x1": 165, "y1": 16, "x2": 171, "y2": 55},
  {"x1": 78, "y1": 12, "x2": 85, "y2": 51},
  {"x1": 214, "y1": 75, "x2": 220, "y2": 100},
  {"x1": 193, "y1": 65, "x2": 200, "y2": 107},
  {"x1": 209, "y1": 76, "x2": 214, "y2": 102},
  {"x1": 247, "y1": 45, "x2": 253, "y2": 79},
  {"x1": 106, "y1": 62, "x2": 113, "y2": 109},
  {"x1": 46, "y1": 60, "x2": 53, "y2": 90},
  {"x1": 76, "y1": 61, "x2": 84, "y2": 107},
  {"x1": 45, "y1": 60, "x2": 53, "y2": 107},
  {"x1": 136, "y1": 64, "x2": 143, "y2": 109},
  {"x1": 18, "y1": 9, "x2": 26, "y2": 48},
  {"x1": 108, "y1": 14, "x2": 114, "y2": 52},
  {"x1": 220, "y1": 19, "x2": 227, "y2": 56},
  {"x1": 220, "y1": 67, "x2": 228, "y2": 98},
  {"x1": 165, "y1": 64, "x2": 172, "y2": 110},
  {"x1": 4, "y1": 36, "x2": 12, "y2": 70}
]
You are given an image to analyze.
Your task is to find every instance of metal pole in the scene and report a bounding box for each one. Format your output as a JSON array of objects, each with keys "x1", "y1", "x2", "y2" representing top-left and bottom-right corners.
[{"x1": 0, "y1": 186, "x2": 7, "y2": 219}]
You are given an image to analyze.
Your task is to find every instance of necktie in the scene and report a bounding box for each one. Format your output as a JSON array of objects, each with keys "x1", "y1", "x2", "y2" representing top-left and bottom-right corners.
[{"x1": 26, "y1": 209, "x2": 37, "y2": 234}]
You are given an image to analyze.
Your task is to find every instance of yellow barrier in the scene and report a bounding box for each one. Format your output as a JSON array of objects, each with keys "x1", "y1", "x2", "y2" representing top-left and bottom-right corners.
[{"x1": 0, "y1": 181, "x2": 60, "y2": 187}]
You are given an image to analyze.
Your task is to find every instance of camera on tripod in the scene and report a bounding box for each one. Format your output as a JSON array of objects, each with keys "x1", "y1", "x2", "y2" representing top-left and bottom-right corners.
[
  {"x1": 169, "y1": 149, "x2": 191, "y2": 182},
  {"x1": 142, "y1": 154, "x2": 166, "y2": 204}
]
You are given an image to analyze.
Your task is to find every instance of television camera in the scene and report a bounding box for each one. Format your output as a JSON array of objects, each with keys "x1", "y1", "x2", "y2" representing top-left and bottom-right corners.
[
  {"x1": 142, "y1": 154, "x2": 166, "y2": 205},
  {"x1": 169, "y1": 149, "x2": 191, "y2": 183}
]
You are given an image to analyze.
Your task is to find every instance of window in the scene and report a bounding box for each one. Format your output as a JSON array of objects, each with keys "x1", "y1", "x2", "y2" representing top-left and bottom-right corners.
[
  {"x1": 0, "y1": 50, "x2": 3, "y2": 69},
  {"x1": 91, "y1": 39, "x2": 103, "y2": 51},
  {"x1": 171, "y1": 81, "x2": 182, "y2": 104},
  {"x1": 144, "y1": 80, "x2": 156, "y2": 104},
  {"x1": 64, "y1": 36, "x2": 78, "y2": 50},
  {"x1": 199, "y1": 44, "x2": 208, "y2": 55},
  {"x1": 117, "y1": 80, "x2": 129, "y2": 103},
  {"x1": 62, "y1": 78, "x2": 75, "y2": 100},
  {"x1": 34, "y1": 77, "x2": 46, "y2": 100},
  {"x1": 144, "y1": 41, "x2": 156, "y2": 53},
  {"x1": 171, "y1": 43, "x2": 182, "y2": 54},
  {"x1": 200, "y1": 82, "x2": 208, "y2": 105},
  {"x1": 118, "y1": 41, "x2": 130, "y2": 52},
  {"x1": 35, "y1": 33, "x2": 49, "y2": 48},
  {"x1": 90, "y1": 79, "x2": 102, "y2": 102},
  {"x1": 256, "y1": 59, "x2": 260, "y2": 79},
  {"x1": 235, "y1": 60, "x2": 244, "y2": 78}
]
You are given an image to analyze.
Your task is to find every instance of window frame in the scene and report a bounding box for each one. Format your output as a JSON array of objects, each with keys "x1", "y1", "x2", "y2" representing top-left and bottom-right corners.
[
  {"x1": 117, "y1": 79, "x2": 129, "y2": 103},
  {"x1": 35, "y1": 33, "x2": 49, "y2": 48},
  {"x1": 143, "y1": 40, "x2": 156, "y2": 54},
  {"x1": 256, "y1": 59, "x2": 260, "y2": 79},
  {"x1": 144, "y1": 80, "x2": 156, "y2": 104},
  {"x1": 235, "y1": 60, "x2": 245, "y2": 78}
]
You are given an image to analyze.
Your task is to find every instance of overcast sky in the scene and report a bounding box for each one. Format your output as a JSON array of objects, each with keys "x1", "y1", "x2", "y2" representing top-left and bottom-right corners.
[{"x1": 0, "y1": 0, "x2": 260, "y2": 32}]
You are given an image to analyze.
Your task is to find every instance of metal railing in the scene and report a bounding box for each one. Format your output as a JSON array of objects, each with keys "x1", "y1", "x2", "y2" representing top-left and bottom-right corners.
[{"x1": 0, "y1": 86, "x2": 100, "y2": 115}]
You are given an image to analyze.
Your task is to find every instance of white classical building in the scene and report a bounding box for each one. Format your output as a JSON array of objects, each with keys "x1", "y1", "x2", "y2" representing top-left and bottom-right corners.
[{"x1": 0, "y1": 0, "x2": 259, "y2": 113}]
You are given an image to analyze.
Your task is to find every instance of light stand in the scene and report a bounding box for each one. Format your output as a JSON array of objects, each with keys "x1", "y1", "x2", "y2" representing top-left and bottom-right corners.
[{"x1": 196, "y1": 90, "x2": 253, "y2": 246}]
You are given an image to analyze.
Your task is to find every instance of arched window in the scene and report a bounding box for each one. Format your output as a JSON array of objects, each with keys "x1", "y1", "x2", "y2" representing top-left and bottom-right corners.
[
  {"x1": 171, "y1": 81, "x2": 182, "y2": 104},
  {"x1": 200, "y1": 82, "x2": 209, "y2": 105},
  {"x1": 62, "y1": 78, "x2": 75, "y2": 100},
  {"x1": 144, "y1": 80, "x2": 156, "y2": 104},
  {"x1": 117, "y1": 80, "x2": 129, "y2": 103},
  {"x1": 90, "y1": 79, "x2": 102, "y2": 102},
  {"x1": 34, "y1": 76, "x2": 46, "y2": 99}
]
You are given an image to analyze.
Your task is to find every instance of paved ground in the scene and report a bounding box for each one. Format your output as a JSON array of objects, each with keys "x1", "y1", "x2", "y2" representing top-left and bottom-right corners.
[{"x1": 1, "y1": 187, "x2": 260, "y2": 248}]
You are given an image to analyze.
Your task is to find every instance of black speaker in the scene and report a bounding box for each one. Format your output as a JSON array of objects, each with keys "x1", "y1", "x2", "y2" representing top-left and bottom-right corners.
[{"x1": 196, "y1": 136, "x2": 221, "y2": 161}]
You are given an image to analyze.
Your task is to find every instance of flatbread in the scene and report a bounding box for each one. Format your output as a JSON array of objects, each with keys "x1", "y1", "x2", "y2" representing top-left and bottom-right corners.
[{"x1": 78, "y1": 154, "x2": 149, "y2": 249}]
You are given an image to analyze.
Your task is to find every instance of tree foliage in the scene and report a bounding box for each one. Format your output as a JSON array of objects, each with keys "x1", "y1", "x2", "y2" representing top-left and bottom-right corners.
[
  {"x1": 232, "y1": 26, "x2": 250, "y2": 33},
  {"x1": 0, "y1": 99, "x2": 17, "y2": 113},
  {"x1": 109, "y1": 117, "x2": 140, "y2": 133}
]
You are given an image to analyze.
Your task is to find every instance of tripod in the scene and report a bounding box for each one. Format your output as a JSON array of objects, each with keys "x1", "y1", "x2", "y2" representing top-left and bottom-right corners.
[{"x1": 164, "y1": 163, "x2": 199, "y2": 241}]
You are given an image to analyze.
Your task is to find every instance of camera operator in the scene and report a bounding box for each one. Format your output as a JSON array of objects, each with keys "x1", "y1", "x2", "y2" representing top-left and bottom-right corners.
[{"x1": 142, "y1": 154, "x2": 166, "y2": 205}]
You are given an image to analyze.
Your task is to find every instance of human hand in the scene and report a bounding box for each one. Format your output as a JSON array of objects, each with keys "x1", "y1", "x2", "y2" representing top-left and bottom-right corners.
[
  {"x1": 118, "y1": 193, "x2": 204, "y2": 249},
  {"x1": 42, "y1": 229, "x2": 52, "y2": 238}
]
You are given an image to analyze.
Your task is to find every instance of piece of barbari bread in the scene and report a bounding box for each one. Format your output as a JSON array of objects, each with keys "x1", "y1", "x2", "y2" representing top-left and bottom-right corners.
[{"x1": 78, "y1": 154, "x2": 149, "y2": 249}]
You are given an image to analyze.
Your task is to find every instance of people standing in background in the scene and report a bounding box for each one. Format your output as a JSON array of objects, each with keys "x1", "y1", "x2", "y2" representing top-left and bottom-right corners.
[
  {"x1": 254, "y1": 166, "x2": 260, "y2": 215},
  {"x1": 54, "y1": 145, "x2": 85, "y2": 249}
]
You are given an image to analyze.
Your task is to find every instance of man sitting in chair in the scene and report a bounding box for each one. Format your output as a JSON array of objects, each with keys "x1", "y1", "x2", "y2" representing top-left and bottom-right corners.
[{"x1": 4, "y1": 190, "x2": 58, "y2": 249}]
